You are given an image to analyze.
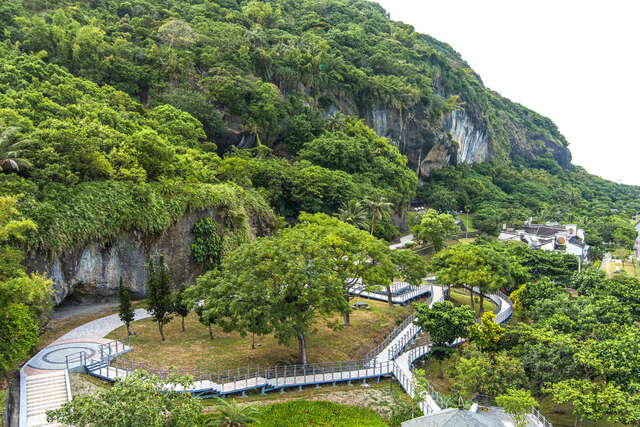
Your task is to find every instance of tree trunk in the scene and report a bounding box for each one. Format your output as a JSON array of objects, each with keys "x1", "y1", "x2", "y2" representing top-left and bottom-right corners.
[
  {"x1": 370, "y1": 212, "x2": 377, "y2": 235},
  {"x1": 343, "y1": 293, "x2": 351, "y2": 326},
  {"x1": 208, "y1": 323, "x2": 214, "y2": 340},
  {"x1": 181, "y1": 316, "x2": 185, "y2": 332},
  {"x1": 468, "y1": 287, "x2": 476, "y2": 314},
  {"x1": 159, "y1": 322, "x2": 165, "y2": 342},
  {"x1": 386, "y1": 285, "x2": 393, "y2": 305},
  {"x1": 479, "y1": 292, "x2": 485, "y2": 315},
  {"x1": 126, "y1": 323, "x2": 130, "y2": 336},
  {"x1": 297, "y1": 332, "x2": 308, "y2": 365}
]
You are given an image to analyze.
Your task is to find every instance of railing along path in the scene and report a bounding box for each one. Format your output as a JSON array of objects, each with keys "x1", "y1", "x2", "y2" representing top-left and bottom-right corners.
[{"x1": 64, "y1": 281, "x2": 545, "y2": 424}]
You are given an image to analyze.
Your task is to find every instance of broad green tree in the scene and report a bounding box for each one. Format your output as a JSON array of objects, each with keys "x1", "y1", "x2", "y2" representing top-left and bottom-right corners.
[
  {"x1": 0, "y1": 303, "x2": 38, "y2": 379},
  {"x1": 414, "y1": 300, "x2": 475, "y2": 347},
  {"x1": 47, "y1": 371, "x2": 203, "y2": 427},
  {"x1": 546, "y1": 379, "x2": 640, "y2": 426},
  {"x1": 414, "y1": 300, "x2": 474, "y2": 377},
  {"x1": 469, "y1": 311, "x2": 505, "y2": 352},
  {"x1": 296, "y1": 213, "x2": 397, "y2": 321},
  {"x1": 451, "y1": 345, "x2": 528, "y2": 398},
  {"x1": 0, "y1": 197, "x2": 52, "y2": 377},
  {"x1": 199, "y1": 225, "x2": 348, "y2": 364},
  {"x1": 411, "y1": 209, "x2": 459, "y2": 251},
  {"x1": 495, "y1": 389, "x2": 538, "y2": 427},
  {"x1": 431, "y1": 244, "x2": 510, "y2": 315}
]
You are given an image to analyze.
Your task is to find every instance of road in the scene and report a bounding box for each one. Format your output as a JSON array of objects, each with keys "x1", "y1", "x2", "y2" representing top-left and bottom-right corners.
[{"x1": 636, "y1": 222, "x2": 640, "y2": 258}]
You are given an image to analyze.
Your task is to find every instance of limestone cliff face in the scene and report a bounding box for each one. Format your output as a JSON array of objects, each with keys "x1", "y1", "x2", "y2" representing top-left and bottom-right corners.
[
  {"x1": 366, "y1": 104, "x2": 456, "y2": 180},
  {"x1": 444, "y1": 110, "x2": 490, "y2": 164},
  {"x1": 26, "y1": 209, "x2": 268, "y2": 304},
  {"x1": 362, "y1": 101, "x2": 570, "y2": 177}
]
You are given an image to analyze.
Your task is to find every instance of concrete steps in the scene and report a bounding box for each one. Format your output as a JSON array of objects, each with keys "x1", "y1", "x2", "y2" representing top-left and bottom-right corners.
[{"x1": 25, "y1": 370, "x2": 71, "y2": 427}]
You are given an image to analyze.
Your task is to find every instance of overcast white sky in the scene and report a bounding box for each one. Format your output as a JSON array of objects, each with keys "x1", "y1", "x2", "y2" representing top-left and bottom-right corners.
[{"x1": 375, "y1": 0, "x2": 640, "y2": 185}]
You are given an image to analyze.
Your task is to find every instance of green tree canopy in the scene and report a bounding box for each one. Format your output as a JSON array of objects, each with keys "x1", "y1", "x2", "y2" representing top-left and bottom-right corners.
[{"x1": 411, "y1": 209, "x2": 459, "y2": 251}]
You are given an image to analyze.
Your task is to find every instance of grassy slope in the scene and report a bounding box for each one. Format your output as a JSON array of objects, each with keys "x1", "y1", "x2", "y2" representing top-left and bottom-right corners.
[
  {"x1": 246, "y1": 401, "x2": 387, "y2": 427},
  {"x1": 107, "y1": 298, "x2": 413, "y2": 370}
]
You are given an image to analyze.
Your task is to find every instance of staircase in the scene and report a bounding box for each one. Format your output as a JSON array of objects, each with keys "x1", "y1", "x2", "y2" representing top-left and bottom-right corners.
[{"x1": 25, "y1": 370, "x2": 70, "y2": 427}]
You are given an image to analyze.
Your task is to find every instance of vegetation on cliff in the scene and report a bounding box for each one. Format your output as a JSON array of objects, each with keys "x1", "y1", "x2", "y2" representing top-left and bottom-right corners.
[{"x1": 1, "y1": 0, "x2": 569, "y2": 167}]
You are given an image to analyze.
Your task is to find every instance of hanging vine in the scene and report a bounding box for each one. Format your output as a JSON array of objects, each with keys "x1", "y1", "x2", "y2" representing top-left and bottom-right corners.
[{"x1": 191, "y1": 218, "x2": 223, "y2": 271}]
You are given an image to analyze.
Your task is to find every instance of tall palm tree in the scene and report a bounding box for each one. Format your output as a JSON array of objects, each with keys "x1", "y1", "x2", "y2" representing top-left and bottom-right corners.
[
  {"x1": 364, "y1": 196, "x2": 393, "y2": 235},
  {"x1": 206, "y1": 397, "x2": 259, "y2": 427},
  {"x1": 336, "y1": 200, "x2": 368, "y2": 230},
  {"x1": 0, "y1": 126, "x2": 32, "y2": 172}
]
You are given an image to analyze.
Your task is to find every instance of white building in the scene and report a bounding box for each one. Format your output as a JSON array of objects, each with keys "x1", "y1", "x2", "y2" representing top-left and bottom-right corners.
[{"x1": 498, "y1": 221, "x2": 588, "y2": 260}]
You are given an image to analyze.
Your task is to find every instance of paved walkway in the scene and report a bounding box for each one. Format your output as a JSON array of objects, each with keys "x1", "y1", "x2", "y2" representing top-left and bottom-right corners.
[
  {"x1": 389, "y1": 234, "x2": 415, "y2": 250},
  {"x1": 54, "y1": 308, "x2": 150, "y2": 343},
  {"x1": 21, "y1": 280, "x2": 527, "y2": 425},
  {"x1": 635, "y1": 222, "x2": 640, "y2": 259}
]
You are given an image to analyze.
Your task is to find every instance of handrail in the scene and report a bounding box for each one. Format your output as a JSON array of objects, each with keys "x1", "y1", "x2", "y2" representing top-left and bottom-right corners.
[
  {"x1": 530, "y1": 407, "x2": 554, "y2": 427},
  {"x1": 76, "y1": 286, "x2": 529, "y2": 423}
]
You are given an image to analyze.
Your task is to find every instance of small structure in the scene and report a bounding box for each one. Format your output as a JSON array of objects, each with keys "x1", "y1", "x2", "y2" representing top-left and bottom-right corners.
[
  {"x1": 401, "y1": 408, "x2": 504, "y2": 427},
  {"x1": 498, "y1": 220, "x2": 588, "y2": 260},
  {"x1": 352, "y1": 301, "x2": 370, "y2": 310}
]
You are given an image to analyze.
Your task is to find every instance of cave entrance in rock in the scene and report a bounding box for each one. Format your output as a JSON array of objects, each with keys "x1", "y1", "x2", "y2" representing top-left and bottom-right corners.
[{"x1": 51, "y1": 288, "x2": 120, "y2": 321}]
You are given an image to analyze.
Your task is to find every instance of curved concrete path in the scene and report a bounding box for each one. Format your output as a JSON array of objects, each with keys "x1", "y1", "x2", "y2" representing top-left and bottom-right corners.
[
  {"x1": 20, "y1": 309, "x2": 151, "y2": 426},
  {"x1": 54, "y1": 308, "x2": 151, "y2": 343},
  {"x1": 22, "y1": 283, "x2": 538, "y2": 426}
]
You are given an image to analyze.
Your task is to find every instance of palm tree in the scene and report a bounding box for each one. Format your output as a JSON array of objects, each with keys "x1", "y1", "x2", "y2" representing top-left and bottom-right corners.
[
  {"x1": 336, "y1": 200, "x2": 368, "y2": 230},
  {"x1": 206, "y1": 397, "x2": 259, "y2": 427},
  {"x1": 364, "y1": 197, "x2": 393, "y2": 235},
  {"x1": 0, "y1": 126, "x2": 32, "y2": 172}
]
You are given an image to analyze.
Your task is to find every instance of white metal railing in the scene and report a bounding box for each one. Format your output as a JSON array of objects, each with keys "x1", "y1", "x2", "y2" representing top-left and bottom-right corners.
[{"x1": 530, "y1": 407, "x2": 554, "y2": 427}]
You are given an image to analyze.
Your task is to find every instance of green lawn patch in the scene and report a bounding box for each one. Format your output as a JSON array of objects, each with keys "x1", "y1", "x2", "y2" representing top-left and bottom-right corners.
[
  {"x1": 251, "y1": 400, "x2": 387, "y2": 427},
  {"x1": 449, "y1": 288, "x2": 497, "y2": 316},
  {"x1": 456, "y1": 214, "x2": 476, "y2": 232}
]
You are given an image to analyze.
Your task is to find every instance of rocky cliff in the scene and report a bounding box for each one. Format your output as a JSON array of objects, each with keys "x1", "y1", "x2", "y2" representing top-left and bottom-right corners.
[
  {"x1": 26, "y1": 208, "x2": 270, "y2": 304},
  {"x1": 361, "y1": 100, "x2": 570, "y2": 179}
]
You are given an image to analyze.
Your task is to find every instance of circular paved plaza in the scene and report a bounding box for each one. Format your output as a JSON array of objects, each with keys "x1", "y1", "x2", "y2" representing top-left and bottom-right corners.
[{"x1": 28, "y1": 341, "x2": 103, "y2": 370}]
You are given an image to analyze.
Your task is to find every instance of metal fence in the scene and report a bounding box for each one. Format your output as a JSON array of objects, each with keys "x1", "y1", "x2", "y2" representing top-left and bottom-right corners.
[
  {"x1": 364, "y1": 313, "x2": 417, "y2": 362},
  {"x1": 351, "y1": 284, "x2": 432, "y2": 305},
  {"x1": 72, "y1": 285, "x2": 524, "y2": 422},
  {"x1": 387, "y1": 323, "x2": 421, "y2": 360},
  {"x1": 530, "y1": 407, "x2": 554, "y2": 427},
  {"x1": 85, "y1": 356, "x2": 394, "y2": 396},
  {"x1": 386, "y1": 292, "x2": 445, "y2": 360}
]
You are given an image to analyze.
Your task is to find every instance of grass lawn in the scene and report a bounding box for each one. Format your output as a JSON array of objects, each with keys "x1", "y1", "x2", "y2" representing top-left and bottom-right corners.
[
  {"x1": 231, "y1": 400, "x2": 387, "y2": 427},
  {"x1": 456, "y1": 214, "x2": 477, "y2": 232},
  {"x1": 448, "y1": 288, "x2": 497, "y2": 316},
  {"x1": 107, "y1": 298, "x2": 413, "y2": 371},
  {"x1": 603, "y1": 258, "x2": 637, "y2": 278},
  {"x1": 203, "y1": 380, "x2": 411, "y2": 424},
  {"x1": 245, "y1": 401, "x2": 388, "y2": 427}
]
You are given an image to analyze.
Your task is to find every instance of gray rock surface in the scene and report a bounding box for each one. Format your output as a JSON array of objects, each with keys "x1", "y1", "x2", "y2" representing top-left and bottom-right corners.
[{"x1": 26, "y1": 208, "x2": 259, "y2": 304}]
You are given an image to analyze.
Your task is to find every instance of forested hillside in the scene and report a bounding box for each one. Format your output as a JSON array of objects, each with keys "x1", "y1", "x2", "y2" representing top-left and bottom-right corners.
[
  {"x1": 0, "y1": 0, "x2": 638, "y2": 258},
  {"x1": 0, "y1": 0, "x2": 571, "y2": 177},
  {"x1": 2, "y1": 2, "x2": 640, "y2": 425}
]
